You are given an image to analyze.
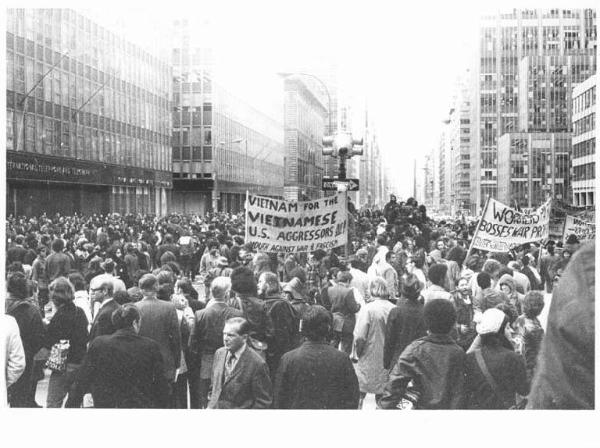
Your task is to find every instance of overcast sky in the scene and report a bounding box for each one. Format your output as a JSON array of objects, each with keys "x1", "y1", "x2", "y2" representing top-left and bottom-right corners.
[{"x1": 12, "y1": 0, "x2": 594, "y2": 199}]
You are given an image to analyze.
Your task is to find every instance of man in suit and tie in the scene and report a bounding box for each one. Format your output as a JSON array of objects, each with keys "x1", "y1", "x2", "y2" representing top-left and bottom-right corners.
[
  {"x1": 89, "y1": 280, "x2": 119, "y2": 341},
  {"x1": 135, "y1": 274, "x2": 181, "y2": 405},
  {"x1": 189, "y1": 276, "x2": 242, "y2": 408},
  {"x1": 67, "y1": 304, "x2": 169, "y2": 408},
  {"x1": 208, "y1": 317, "x2": 272, "y2": 409}
]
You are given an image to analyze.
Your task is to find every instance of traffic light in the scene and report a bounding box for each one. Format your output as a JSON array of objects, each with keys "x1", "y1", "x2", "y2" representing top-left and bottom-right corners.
[{"x1": 322, "y1": 131, "x2": 363, "y2": 158}]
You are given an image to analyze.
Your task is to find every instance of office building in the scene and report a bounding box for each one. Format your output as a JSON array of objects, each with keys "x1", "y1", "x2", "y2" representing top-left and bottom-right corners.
[
  {"x1": 497, "y1": 132, "x2": 571, "y2": 208},
  {"x1": 283, "y1": 76, "x2": 327, "y2": 201},
  {"x1": 572, "y1": 74, "x2": 596, "y2": 206},
  {"x1": 471, "y1": 8, "x2": 596, "y2": 212},
  {"x1": 169, "y1": 19, "x2": 284, "y2": 213},
  {"x1": 518, "y1": 55, "x2": 596, "y2": 132},
  {"x1": 6, "y1": 8, "x2": 171, "y2": 216}
]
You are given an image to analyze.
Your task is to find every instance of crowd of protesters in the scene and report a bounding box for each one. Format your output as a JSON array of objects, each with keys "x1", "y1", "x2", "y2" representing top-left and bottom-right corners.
[{"x1": 1, "y1": 194, "x2": 594, "y2": 409}]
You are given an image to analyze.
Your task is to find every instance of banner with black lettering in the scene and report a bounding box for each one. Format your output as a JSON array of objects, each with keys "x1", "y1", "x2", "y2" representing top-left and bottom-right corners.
[
  {"x1": 471, "y1": 198, "x2": 551, "y2": 252},
  {"x1": 245, "y1": 192, "x2": 348, "y2": 254},
  {"x1": 563, "y1": 215, "x2": 595, "y2": 244}
]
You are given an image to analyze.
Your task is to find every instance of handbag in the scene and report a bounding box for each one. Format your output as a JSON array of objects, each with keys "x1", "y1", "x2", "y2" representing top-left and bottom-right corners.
[
  {"x1": 332, "y1": 312, "x2": 345, "y2": 333},
  {"x1": 45, "y1": 339, "x2": 70, "y2": 373},
  {"x1": 474, "y1": 349, "x2": 524, "y2": 410}
]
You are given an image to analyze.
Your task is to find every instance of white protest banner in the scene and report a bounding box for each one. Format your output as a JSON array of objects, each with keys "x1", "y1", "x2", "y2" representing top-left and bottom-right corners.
[
  {"x1": 471, "y1": 198, "x2": 551, "y2": 252},
  {"x1": 563, "y1": 215, "x2": 595, "y2": 244},
  {"x1": 245, "y1": 192, "x2": 348, "y2": 254}
]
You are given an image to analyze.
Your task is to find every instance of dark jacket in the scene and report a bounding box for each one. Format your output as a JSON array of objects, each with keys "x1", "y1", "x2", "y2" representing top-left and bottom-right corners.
[
  {"x1": 5, "y1": 298, "x2": 45, "y2": 407},
  {"x1": 189, "y1": 301, "x2": 243, "y2": 356},
  {"x1": 380, "y1": 333, "x2": 466, "y2": 410},
  {"x1": 45, "y1": 251, "x2": 72, "y2": 282},
  {"x1": 328, "y1": 284, "x2": 360, "y2": 334},
  {"x1": 67, "y1": 329, "x2": 169, "y2": 408},
  {"x1": 274, "y1": 341, "x2": 360, "y2": 409},
  {"x1": 263, "y1": 295, "x2": 300, "y2": 374},
  {"x1": 135, "y1": 296, "x2": 182, "y2": 381},
  {"x1": 45, "y1": 303, "x2": 89, "y2": 364},
  {"x1": 89, "y1": 299, "x2": 120, "y2": 342},
  {"x1": 383, "y1": 298, "x2": 427, "y2": 370},
  {"x1": 5, "y1": 298, "x2": 45, "y2": 360},
  {"x1": 528, "y1": 243, "x2": 595, "y2": 409},
  {"x1": 208, "y1": 345, "x2": 273, "y2": 409},
  {"x1": 465, "y1": 344, "x2": 529, "y2": 409}
]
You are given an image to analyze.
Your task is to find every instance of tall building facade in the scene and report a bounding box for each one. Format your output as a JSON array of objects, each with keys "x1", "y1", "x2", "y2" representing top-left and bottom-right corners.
[
  {"x1": 283, "y1": 76, "x2": 326, "y2": 201},
  {"x1": 471, "y1": 8, "x2": 596, "y2": 212},
  {"x1": 518, "y1": 55, "x2": 596, "y2": 132},
  {"x1": 452, "y1": 74, "x2": 472, "y2": 214},
  {"x1": 497, "y1": 132, "x2": 571, "y2": 208},
  {"x1": 572, "y1": 74, "x2": 596, "y2": 206},
  {"x1": 169, "y1": 20, "x2": 284, "y2": 213},
  {"x1": 6, "y1": 8, "x2": 172, "y2": 216}
]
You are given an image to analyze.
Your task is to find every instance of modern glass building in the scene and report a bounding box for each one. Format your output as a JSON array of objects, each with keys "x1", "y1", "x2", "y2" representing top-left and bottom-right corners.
[
  {"x1": 498, "y1": 132, "x2": 571, "y2": 208},
  {"x1": 518, "y1": 55, "x2": 596, "y2": 132},
  {"x1": 571, "y1": 74, "x2": 596, "y2": 206},
  {"x1": 6, "y1": 8, "x2": 172, "y2": 216},
  {"x1": 471, "y1": 8, "x2": 596, "y2": 212}
]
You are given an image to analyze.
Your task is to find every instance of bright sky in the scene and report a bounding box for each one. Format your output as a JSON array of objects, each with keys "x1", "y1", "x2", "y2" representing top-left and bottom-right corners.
[{"x1": 13, "y1": 0, "x2": 593, "y2": 200}]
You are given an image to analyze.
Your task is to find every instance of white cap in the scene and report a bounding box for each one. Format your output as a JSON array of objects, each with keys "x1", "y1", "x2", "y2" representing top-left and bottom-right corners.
[{"x1": 476, "y1": 308, "x2": 506, "y2": 335}]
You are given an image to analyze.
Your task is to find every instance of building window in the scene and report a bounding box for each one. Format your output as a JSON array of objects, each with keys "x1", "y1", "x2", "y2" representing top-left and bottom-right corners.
[{"x1": 203, "y1": 146, "x2": 212, "y2": 160}]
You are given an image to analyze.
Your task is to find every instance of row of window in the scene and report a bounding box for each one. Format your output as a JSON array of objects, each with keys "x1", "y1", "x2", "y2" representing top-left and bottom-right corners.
[
  {"x1": 7, "y1": 91, "x2": 169, "y2": 145},
  {"x1": 7, "y1": 51, "x2": 170, "y2": 134},
  {"x1": 573, "y1": 113, "x2": 595, "y2": 136},
  {"x1": 172, "y1": 146, "x2": 212, "y2": 161},
  {"x1": 6, "y1": 110, "x2": 170, "y2": 171},
  {"x1": 573, "y1": 162, "x2": 596, "y2": 181},
  {"x1": 573, "y1": 138, "x2": 596, "y2": 160},
  {"x1": 7, "y1": 9, "x2": 169, "y2": 94},
  {"x1": 573, "y1": 85, "x2": 596, "y2": 114},
  {"x1": 173, "y1": 106, "x2": 212, "y2": 126}
]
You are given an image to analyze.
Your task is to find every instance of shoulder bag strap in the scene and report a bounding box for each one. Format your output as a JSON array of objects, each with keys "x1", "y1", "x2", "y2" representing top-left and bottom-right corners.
[{"x1": 474, "y1": 349, "x2": 510, "y2": 408}]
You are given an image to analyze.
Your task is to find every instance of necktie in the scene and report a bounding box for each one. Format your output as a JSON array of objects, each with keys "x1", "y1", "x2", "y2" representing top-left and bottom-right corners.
[{"x1": 225, "y1": 352, "x2": 236, "y2": 378}]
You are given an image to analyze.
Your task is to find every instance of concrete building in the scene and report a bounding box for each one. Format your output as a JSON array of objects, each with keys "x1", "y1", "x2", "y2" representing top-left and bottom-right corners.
[
  {"x1": 169, "y1": 19, "x2": 284, "y2": 213},
  {"x1": 283, "y1": 76, "x2": 327, "y2": 201},
  {"x1": 470, "y1": 8, "x2": 596, "y2": 212},
  {"x1": 6, "y1": 8, "x2": 172, "y2": 216},
  {"x1": 497, "y1": 132, "x2": 571, "y2": 208},
  {"x1": 571, "y1": 74, "x2": 596, "y2": 206},
  {"x1": 453, "y1": 74, "x2": 473, "y2": 215},
  {"x1": 438, "y1": 120, "x2": 452, "y2": 214}
]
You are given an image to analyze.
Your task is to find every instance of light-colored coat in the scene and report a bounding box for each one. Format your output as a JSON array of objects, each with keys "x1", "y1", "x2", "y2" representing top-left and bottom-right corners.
[{"x1": 353, "y1": 298, "x2": 395, "y2": 394}]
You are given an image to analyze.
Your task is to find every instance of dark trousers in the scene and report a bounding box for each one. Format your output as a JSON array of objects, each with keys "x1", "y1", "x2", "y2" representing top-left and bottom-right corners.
[
  {"x1": 8, "y1": 358, "x2": 35, "y2": 407},
  {"x1": 332, "y1": 332, "x2": 353, "y2": 355},
  {"x1": 172, "y1": 374, "x2": 188, "y2": 409},
  {"x1": 187, "y1": 364, "x2": 200, "y2": 409}
]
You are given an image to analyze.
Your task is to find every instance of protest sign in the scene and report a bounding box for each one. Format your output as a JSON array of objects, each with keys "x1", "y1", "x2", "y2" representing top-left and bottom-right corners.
[
  {"x1": 244, "y1": 192, "x2": 348, "y2": 254},
  {"x1": 563, "y1": 215, "x2": 595, "y2": 244},
  {"x1": 470, "y1": 198, "x2": 551, "y2": 253}
]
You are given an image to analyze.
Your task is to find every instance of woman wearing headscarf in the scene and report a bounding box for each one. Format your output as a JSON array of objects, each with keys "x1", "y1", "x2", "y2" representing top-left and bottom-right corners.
[{"x1": 464, "y1": 308, "x2": 529, "y2": 409}]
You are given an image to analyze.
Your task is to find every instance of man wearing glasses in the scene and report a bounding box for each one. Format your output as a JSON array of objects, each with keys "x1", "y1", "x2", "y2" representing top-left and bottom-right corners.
[{"x1": 89, "y1": 281, "x2": 119, "y2": 341}]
